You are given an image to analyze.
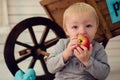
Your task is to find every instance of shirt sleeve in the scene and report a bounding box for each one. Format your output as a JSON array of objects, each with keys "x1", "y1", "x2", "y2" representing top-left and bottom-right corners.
[
  {"x1": 85, "y1": 42, "x2": 110, "y2": 80},
  {"x1": 46, "y1": 39, "x2": 67, "y2": 74}
]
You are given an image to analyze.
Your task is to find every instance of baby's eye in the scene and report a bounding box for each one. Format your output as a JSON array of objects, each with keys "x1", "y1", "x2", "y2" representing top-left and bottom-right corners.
[
  {"x1": 72, "y1": 25, "x2": 78, "y2": 29},
  {"x1": 86, "y1": 24, "x2": 92, "y2": 28}
]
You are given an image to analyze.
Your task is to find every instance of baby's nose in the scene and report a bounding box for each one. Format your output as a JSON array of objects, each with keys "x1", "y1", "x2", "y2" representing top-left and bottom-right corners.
[{"x1": 78, "y1": 27, "x2": 87, "y2": 35}]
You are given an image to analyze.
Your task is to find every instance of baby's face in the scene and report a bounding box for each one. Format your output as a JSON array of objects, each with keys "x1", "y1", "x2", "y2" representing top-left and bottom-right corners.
[{"x1": 65, "y1": 12, "x2": 98, "y2": 42}]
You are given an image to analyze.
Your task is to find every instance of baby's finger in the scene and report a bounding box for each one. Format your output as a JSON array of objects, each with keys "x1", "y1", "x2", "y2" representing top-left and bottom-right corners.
[
  {"x1": 76, "y1": 46, "x2": 83, "y2": 55},
  {"x1": 80, "y1": 45, "x2": 88, "y2": 51},
  {"x1": 74, "y1": 49, "x2": 81, "y2": 58},
  {"x1": 70, "y1": 36, "x2": 77, "y2": 40}
]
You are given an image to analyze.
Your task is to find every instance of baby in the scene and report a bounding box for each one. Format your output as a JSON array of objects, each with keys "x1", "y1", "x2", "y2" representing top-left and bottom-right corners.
[{"x1": 47, "y1": 2, "x2": 110, "y2": 80}]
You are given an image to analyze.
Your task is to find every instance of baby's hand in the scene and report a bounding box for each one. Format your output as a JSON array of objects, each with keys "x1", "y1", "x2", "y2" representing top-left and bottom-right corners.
[
  {"x1": 74, "y1": 44, "x2": 93, "y2": 66},
  {"x1": 62, "y1": 37, "x2": 79, "y2": 62}
]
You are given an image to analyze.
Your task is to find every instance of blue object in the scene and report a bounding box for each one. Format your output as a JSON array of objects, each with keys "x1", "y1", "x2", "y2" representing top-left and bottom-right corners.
[
  {"x1": 14, "y1": 68, "x2": 36, "y2": 80},
  {"x1": 106, "y1": 0, "x2": 120, "y2": 23},
  {"x1": 14, "y1": 70, "x2": 24, "y2": 80}
]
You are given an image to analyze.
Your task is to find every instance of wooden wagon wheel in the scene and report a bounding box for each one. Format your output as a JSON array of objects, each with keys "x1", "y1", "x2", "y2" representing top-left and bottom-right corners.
[{"x1": 4, "y1": 17, "x2": 66, "y2": 80}]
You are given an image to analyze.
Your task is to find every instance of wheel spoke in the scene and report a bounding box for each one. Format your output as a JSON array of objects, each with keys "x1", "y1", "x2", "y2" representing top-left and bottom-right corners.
[
  {"x1": 28, "y1": 57, "x2": 36, "y2": 68},
  {"x1": 28, "y1": 27, "x2": 38, "y2": 45},
  {"x1": 45, "y1": 37, "x2": 60, "y2": 48},
  {"x1": 16, "y1": 53, "x2": 31, "y2": 63},
  {"x1": 39, "y1": 27, "x2": 49, "y2": 44},
  {"x1": 40, "y1": 59, "x2": 48, "y2": 74},
  {"x1": 16, "y1": 41, "x2": 32, "y2": 49}
]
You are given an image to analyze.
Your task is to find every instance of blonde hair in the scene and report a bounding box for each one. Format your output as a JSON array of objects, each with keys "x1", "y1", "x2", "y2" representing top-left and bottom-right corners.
[{"x1": 63, "y1": 2, "x2": 99, "y2": 30}]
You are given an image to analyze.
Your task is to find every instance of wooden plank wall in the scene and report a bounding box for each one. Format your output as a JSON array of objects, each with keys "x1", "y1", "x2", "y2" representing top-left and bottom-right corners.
[{"x1": 7, "y1": 0, "x2": 48, "y2": 28}]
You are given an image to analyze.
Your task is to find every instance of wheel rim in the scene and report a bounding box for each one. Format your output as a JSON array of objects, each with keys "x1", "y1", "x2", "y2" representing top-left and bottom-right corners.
[{"x1": 4, "y1": 17, "x2": 66, "y2": 79}]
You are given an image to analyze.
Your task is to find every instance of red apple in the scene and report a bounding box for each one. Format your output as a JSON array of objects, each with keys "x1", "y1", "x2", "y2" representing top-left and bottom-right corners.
[{"x1": 77, "y1": 35, "x2": 90, "y2": 49}]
